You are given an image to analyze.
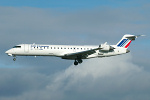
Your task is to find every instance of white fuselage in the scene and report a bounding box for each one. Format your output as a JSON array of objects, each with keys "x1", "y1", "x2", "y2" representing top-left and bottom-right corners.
[
  {"x1": 5, "y1": 44, "x2": 128, "y2": 60},
  {"x1": 5, "y1": 34, "x2": 142, "y2": 65}
]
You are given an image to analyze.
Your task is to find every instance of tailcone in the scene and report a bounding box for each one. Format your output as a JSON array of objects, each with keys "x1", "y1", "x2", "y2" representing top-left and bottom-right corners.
[{"x1": 126, "y1": 49, "x2": 130, "y2": 53}]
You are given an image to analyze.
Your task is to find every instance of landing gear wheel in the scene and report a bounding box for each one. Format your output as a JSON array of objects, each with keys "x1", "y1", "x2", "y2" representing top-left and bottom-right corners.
[
  {"x1": 78, "y1": 59, "x2": 83, "y2": 64},
  {"x1": 13, "y1": 58, "x2": 16, "y2": 61},
  {"x1": 74, "y1": 61, "x2": 78, "y2": 65}
]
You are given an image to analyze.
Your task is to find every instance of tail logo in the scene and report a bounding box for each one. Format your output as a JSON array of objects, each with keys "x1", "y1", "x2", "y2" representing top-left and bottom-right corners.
[{"x1": 117, "y1": 39, "x2": 131, "y2": 48}]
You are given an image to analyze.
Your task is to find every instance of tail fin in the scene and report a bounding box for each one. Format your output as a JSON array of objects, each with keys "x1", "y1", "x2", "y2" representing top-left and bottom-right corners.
[{"x1": 116, "y1": 34, "x2": 144, "y2": 48}]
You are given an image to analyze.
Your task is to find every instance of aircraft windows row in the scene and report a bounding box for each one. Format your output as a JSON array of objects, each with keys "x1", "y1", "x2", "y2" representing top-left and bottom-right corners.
[
  {"x1": 33, "y1": 46, "x2": 49, "y2": 49},
  {"x1": 32, "y1": 46, "x2": 93, "y2": 50},
  {"x1": 50, "y1": 47, "x2": 93, "y2": 50}
]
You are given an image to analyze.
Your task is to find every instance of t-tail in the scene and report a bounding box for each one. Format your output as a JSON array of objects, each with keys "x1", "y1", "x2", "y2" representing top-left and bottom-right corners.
[{"x1": 116, "y1": 34, "x2": 145, "y2": 48}]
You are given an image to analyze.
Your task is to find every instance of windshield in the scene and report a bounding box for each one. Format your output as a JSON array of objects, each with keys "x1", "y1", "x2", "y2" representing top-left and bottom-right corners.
[{"x1": 13, "y1": 46, "x2": 21, "y2": 48}]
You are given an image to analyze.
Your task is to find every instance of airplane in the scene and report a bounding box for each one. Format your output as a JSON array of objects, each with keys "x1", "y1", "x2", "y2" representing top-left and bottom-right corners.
[{"x1": 5, "y1": 34, "x2": 144, "y2": 65}]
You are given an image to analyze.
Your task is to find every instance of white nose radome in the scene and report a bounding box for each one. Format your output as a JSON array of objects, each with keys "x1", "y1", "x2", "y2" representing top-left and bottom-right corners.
[
  {"x1": 5, "y1": 50, "x2": 9, "y2": 54},
  {"x1": 5, "y1": 50, "x2": 13, "y2": 56}
]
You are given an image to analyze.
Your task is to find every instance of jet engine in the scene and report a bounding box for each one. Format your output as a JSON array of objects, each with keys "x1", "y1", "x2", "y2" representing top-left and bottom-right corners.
[{"x1": 100, "y1": 42, "x2": 115, "y2": 51}]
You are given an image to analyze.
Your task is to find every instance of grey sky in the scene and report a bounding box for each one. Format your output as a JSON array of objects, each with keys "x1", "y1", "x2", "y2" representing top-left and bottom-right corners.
[{"x1": 0, "y1": 6, "x2": 150, "y2": 100}]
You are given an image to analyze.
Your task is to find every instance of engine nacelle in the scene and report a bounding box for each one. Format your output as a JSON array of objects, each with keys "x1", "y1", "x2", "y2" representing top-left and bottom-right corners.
[
  {"x1": 100, "y1": 42, "x2": 115, "y2": 51},
  {"x1": 100, "y1": 44, "x2": 110, "y2": 51}
]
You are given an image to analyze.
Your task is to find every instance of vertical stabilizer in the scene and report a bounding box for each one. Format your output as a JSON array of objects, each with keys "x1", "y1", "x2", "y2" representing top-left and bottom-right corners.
[{"x1": 116, "y1": 34, "x2": 143, "y2": 48}]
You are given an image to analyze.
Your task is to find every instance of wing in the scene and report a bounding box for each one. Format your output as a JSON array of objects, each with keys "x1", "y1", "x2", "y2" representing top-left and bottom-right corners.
[{"x1": 62, "y1": 47, "x2": 101, "y2": 59}]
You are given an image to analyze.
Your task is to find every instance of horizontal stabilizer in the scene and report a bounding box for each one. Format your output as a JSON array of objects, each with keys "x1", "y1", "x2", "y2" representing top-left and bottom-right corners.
[{"x1": 126, "y1": 35, "x2": 145, "y2": 40}]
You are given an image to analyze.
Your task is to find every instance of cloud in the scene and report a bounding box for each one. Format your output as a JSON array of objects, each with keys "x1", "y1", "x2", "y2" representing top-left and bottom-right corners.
[
  {"x1": 45, "y1": 54, "x2": 150, "y2": 100},
  {"x1": 1, "y1": 54, "x2": 150, "y2": 100},
  {"x1": 0, "y1": 6, "x2": 149, "y2": 46},
  {"x1": 1, "y1": 6, "x2": 149, "y2": 62},
  {"x1": 0, "y1": 6, "x2": 149, "y2": 100}
]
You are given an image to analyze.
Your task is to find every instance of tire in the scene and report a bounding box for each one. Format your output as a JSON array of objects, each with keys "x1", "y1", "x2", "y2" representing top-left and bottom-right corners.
[
  {"x1": 74, "y1": 61, "x2": 78, "y2": 65},
  {"x1": 78, "y1": 59, "x2": 83, "y2": 63},
  {"x1": 13, "y1": 58, "x2": 16, "y2": 61}
]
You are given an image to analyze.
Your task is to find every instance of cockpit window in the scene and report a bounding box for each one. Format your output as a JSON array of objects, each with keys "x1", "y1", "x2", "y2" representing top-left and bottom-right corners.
[{"x1": 13, "y1": 46, "x2": 21, "y2": 48}]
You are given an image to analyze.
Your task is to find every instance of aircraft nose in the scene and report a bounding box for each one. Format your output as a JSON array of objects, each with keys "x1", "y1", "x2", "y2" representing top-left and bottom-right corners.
[
  {"x1": 5, "y1": 50, "x2": 9, "y2": 54},
  {"x1": 5, "y1": 49, "x2": 13, "y2": 56}
]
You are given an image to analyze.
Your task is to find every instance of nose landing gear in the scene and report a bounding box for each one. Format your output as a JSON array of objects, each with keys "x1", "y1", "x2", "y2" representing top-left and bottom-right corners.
[
  {"x1": 13, "y1": 55, "x2": 16, "y2": 61},
  {"x1": 13, "y1": 58, "x2": 16, "y2": 61}
]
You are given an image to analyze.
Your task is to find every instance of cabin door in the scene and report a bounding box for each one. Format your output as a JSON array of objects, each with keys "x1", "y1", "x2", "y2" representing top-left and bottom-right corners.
[{"x1": 24, "y1": 44, "x2": 29, "y2": 53}]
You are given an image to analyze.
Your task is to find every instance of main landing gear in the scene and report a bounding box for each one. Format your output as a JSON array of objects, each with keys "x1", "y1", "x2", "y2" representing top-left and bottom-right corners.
[{"x1": 74, "y1": 59, "x2": 83, "y2": 65}]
